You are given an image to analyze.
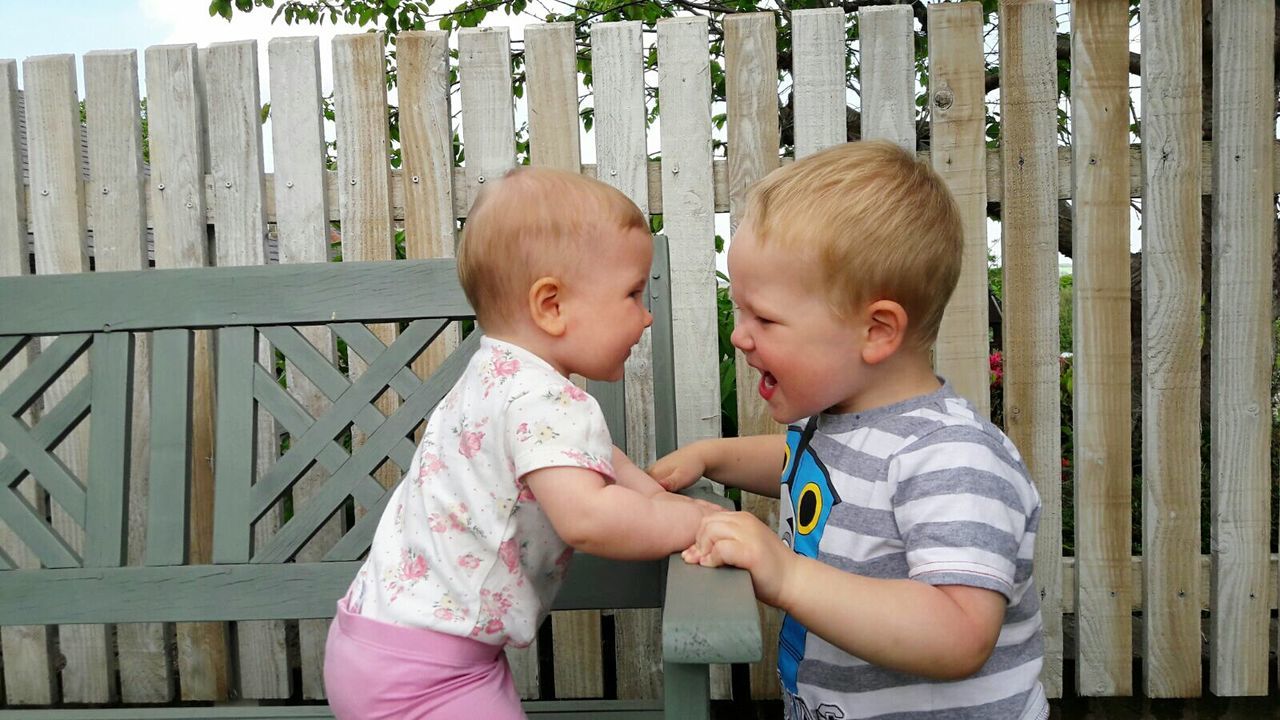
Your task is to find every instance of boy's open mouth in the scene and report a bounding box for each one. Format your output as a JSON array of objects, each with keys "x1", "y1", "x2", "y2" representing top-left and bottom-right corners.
[{"x1": 759, "y1": 371, "x2": 778, "y2": 400}]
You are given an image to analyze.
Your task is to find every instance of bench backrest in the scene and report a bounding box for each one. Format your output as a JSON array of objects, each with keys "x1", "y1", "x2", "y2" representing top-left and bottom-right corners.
[{"x1": 0, "y1": 239, "x2": 676, "y2": 626}]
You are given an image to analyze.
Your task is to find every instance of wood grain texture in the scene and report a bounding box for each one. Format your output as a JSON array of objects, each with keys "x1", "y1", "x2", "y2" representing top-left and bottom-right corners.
[
  {"x1": 790, "y1": 8, "x2": 847, "y2": 157},
  {"x1": 1138, "y1": 0, "x2": 1203, "y2": 699},
  {"x1": 85, "y1": 48, "x2": 172, "y2": 704},
  {"x1": 0, "y1": 57, "x2": 55, "y2": 707},
  {"x1": 997, "y1": 0, "x2": 1062, "y2": 697},
  {"x1": 1070, "y1": 0, "x2": 1132, "y2": 696},
  {"x1": 857, "y1": 5, "x2": 914, "y2": 150},
  {"x1": 397, "y1": 30, "x2": 460, "y2": 433},
  {"x1": 144, "y1": 42, "x2": 227, "y2": 703},
  {"x1": 23, "y1": 52, "x2": 115, "y2": 705},
  {"x1": 725, "y1": 11, "x2": 783, "y2": 701},
  {"x1": 267, "y1": 35, "x2": 339, "y2": 700},
  {"x1": 928, "y1": 2, "x2": 990, "y2": 417},
  {"x1": 1207, "y1": 0, "x2": 1274, "y2": 697}
]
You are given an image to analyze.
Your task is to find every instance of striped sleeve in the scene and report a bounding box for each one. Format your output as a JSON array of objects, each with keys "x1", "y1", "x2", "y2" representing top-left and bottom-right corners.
[{"x1": 888, "y1": 425, "x2": 1034, "y2": 600}]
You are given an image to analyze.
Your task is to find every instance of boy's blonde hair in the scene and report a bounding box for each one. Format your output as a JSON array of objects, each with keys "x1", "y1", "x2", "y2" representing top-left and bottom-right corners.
[
  {"x1": 743, "y1": 140, "x2": 963, "y2": 350},
  {"x1": 458, "y1": 166, "x2": 648, "y2": 330}
]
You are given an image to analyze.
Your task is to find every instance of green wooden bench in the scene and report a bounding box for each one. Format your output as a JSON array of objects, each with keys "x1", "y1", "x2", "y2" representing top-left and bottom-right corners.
[{"x1": 0, "y1": 239, "x2": 762, "y2": 719}]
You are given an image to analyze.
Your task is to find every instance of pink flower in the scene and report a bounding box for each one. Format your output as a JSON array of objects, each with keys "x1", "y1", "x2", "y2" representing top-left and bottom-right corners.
[
  {"x1": 435, "y1": 607, "x2": 458, "y2": 621},
  {"x1": 498, "y1": 538, "x2": 520, "y2": 573},
  {"x1": 416, "y1": 452, "x2": 445, "y2": 483},
  {"x1": 459, "y1": 430, "x2": 485, "y2": 458},
  {"x1": 400, "y1": 552, "x2": 427, "y2": 581},
  {"x1": 493, "y1": 355, "x2": 520, "y2": 377},
  {"x1": 564, "y1": 384, "x2": 588, "y2": 402},
  {"x1": 458, "y1": 553, "x2": 482, "y2": 570}
]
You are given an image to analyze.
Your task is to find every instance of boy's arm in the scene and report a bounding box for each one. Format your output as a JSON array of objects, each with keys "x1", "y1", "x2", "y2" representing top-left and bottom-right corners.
[
  {"x1": 649, "y1": 434, "x2": 787, "y2": 498},
  {"x1": 685, "y1": 512, "x2": 1005, "y2": 679},
  {"x1": 525, "y1": 465, "x2": 718, "y2": 560}
]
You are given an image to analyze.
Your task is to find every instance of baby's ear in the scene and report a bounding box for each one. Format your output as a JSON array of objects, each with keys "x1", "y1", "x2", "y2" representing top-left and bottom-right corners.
[
  {"x1": 861, "y1": 299, "x2": 908, "y2": 365},
  {"x1": 528, "y1": 277, "x2": 567, "y2": 336}
]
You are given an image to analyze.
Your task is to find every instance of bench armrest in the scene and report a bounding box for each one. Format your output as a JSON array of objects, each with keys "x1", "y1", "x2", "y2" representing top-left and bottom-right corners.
[{"x1": 660, "y1": 482, "x2": 764, "y2": 664}]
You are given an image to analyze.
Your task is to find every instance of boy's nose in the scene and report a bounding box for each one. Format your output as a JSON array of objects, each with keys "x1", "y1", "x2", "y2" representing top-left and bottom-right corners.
[{"x1": 729, "y1": 324, "x2": 751, "y2": 351}]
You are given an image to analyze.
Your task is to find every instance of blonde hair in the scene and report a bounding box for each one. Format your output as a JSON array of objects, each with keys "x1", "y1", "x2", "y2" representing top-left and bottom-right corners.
[
  {"x1": 743, "y1": 140, "x2": 963, "y2": 349},
  {"x1": 457, "y1": 166, "x2": 648, "y2": 330}
]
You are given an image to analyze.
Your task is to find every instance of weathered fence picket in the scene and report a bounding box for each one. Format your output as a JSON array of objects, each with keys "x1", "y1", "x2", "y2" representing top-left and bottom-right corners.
[
  {"x1": 1208, "y1": 0, "x2": 1275, "y2": 698},
  {"x1": 1138, "y1": 0, "x2": 1204, "y2": 700},
  {"x1": 725, "y1": 10, "x2": 784, "y2": 702},
  {"x1": 998, "y1": 0, "x2": 1065, "y2": 699}
]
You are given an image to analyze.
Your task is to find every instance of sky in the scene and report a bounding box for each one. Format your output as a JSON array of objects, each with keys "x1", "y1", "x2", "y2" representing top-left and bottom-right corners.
[{"x1": 0, "y1": 1, "x2": 372, "y2": 97}]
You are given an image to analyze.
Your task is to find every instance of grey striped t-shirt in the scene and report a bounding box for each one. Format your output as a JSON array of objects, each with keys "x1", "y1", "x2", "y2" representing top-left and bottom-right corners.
[{"x1": 777, "y1": 383, "x2": 1047, "y2": 720}]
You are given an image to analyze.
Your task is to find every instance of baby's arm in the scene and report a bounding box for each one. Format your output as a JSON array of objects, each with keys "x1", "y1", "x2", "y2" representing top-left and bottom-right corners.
[
  {"x1": 525, "y1": 466, "x2": 719, "y2": 560},
  {"x1": 649, "y1": 434, "x2": 787, "y2": 498},
  {"x1": 686, "y1": 513, "x2": 1005, "y2": 680},
  {"x1": 609, "y1": 445, "x2": 664, "y2": 496}
]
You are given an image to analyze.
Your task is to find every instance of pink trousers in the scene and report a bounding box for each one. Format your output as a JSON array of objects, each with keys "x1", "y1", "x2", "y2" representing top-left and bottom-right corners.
[{"x1": 323, "y1": 599, "x2": 525, "y2": 719}]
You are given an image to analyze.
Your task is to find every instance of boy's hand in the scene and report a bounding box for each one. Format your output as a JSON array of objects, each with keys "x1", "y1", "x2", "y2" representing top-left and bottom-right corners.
[
  {"x1": 681, "y1": 511, "x2": 794, "y2": 607},
  {"x1": 647, "y1": 444, "x2": 707, "y2": 492}
]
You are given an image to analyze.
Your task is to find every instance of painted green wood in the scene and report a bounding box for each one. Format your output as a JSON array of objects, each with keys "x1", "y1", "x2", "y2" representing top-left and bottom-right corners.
[
  {"x1": 649, "y1": 236, "x2": 677, "y2": 459},
  {"x1": 253, "y1": 328, "x2": 480, "y2": 564},
  {"x1": 319, "y1": 330, "x2": 482, "y2": 562},
  {"x1": 146, "y1": 329, "x2": 193, "y2": 566},
  {"x1": 0, "y1": 260, "x2": 470, "y2": 335},
  {"x1": 662, "y1": 489, "x2": 763, "y2": 665},
  {"x1": 0, "y1": 562, "x2": 360, "y2": 624},
  {"x1": 212, "y1": 325, "x2": 257, "y2": 565},
  {"x1": 83, "y1": 332, "x2": 133, "y2": 568},
  {"x1": 0, "y1": 334, "x2": 26, "y2": 365},
  {"x1": 0, "y1": 333, "x2": 90, "y2": 417},
  {"x1": 257, "y1": 325, "x2": 418, "y2": 474},
  {"x1": 587, "y1": 376, "x2": 626, "y2": 452},
  {"x1": 662, "y1": 662, "x2": 710, "y2": 720},
  {"x1": 0, "y1": 479, "x2": 79, "y2": 568},
  {"x1": 553, "y1": 554, "x2": 663, "y2": 610},
  {"x1": 330, "y1": 320, "x2": 444, "y2": 400},
  {"x1": 0, "y1": 409, "x2": 88, "y2": 527},
  {"x1": 247, "y1": 319, "x2": 438, "y2": 521},
  {"x1": 0, "y1": 554, "x2": 664, "y2": 626},
  {"x1": 0, "y1": 380, "x2": 90, "y2": 516},
  {"x1": 248, "y1": 365, "x2": 412, "y2": 535},
  {"x1": 258, "y1": 324, "x2": 419, "y2": 464}
]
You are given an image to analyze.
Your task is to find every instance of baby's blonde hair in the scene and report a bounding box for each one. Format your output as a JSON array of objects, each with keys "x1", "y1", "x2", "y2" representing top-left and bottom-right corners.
[
  {"x1": 743, "y1": 140, "x2": 963, "y2": 350},
  {"x1": 458, "y1": 166, "x2": 648, "y2": 330}
]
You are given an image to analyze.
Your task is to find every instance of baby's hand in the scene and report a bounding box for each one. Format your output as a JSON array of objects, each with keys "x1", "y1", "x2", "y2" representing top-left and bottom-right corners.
[{"x1": 647, "y1": 444, "x2": 707, "y2": 493}]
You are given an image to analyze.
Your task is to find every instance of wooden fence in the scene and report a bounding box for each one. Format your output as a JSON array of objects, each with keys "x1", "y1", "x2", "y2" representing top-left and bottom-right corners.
[{"x1": 1, "y1": 0, "x2": 1278, "y2": 708}]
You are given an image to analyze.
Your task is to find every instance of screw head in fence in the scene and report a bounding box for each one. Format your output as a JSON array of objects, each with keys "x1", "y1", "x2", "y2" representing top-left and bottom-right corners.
[
  {"x1": 157, "y1": 183, "x2": 165, "y2": 191},
  {"x1": 478, "y1": 175, "x2": 486, "y2": 184},
  {"x1": 286, "y1": 180, "x2": 294, "y2": 189},
  {"x1": 186, "y1": 202, "x2": 193, "y2": 209},
  {"x1": 672, "y1": 165, "x2": 680, "y2": 174},
  {"x1": 101, "y1": 187, "x2": 109, "y2": 195},
  {"x1": 350, "y1": 178, "x2": 357, "y2": 185},
  {"x1": 411, "y1": 175, "x2": 420, "y2": 183},
  {"x1": 40, "y1": 189, "x2": 48, "y2": 196},
  {"x1": 224, "y1": 181, "x2": 232, "y2": 188},
  {"x1": 610, "y1": 169, "x2": 617, "y2": 177}
]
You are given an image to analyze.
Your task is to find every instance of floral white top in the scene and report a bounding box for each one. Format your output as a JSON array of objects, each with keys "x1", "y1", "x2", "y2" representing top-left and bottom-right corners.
[{"x1": 343, "y1": 336, "x2": 616, "y2": 647}]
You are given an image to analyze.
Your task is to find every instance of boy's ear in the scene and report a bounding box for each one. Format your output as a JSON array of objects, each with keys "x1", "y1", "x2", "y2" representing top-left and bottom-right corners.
[
  {"x1": 860, "y1": 299, "x2": 908, "y2": 366},
  {"x1": 528, "y1": 276, "x2": 568, "y2": 336}
]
